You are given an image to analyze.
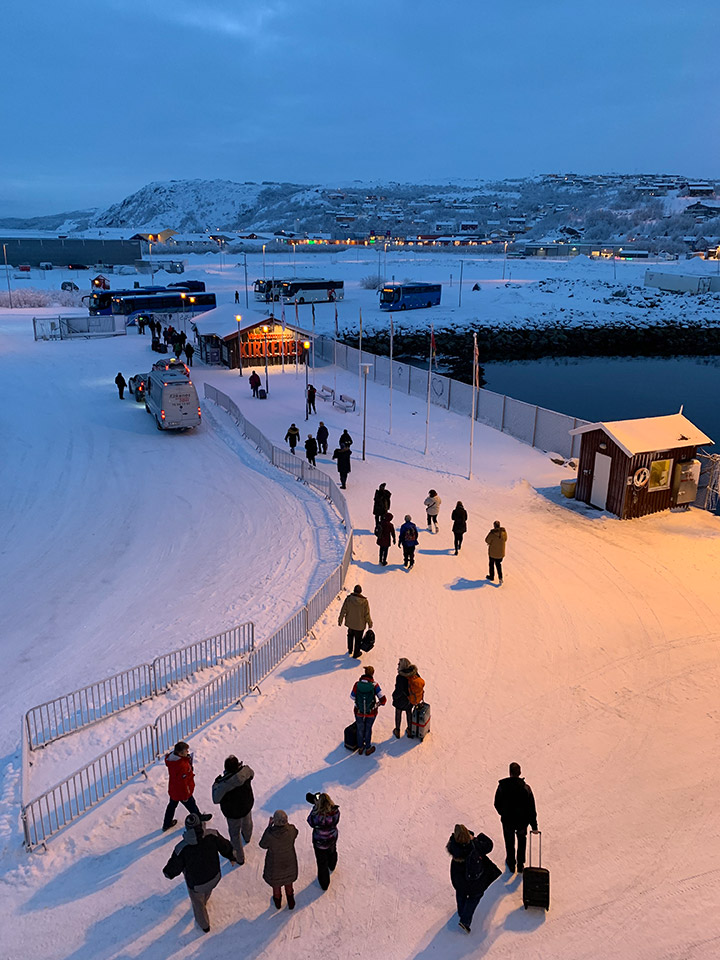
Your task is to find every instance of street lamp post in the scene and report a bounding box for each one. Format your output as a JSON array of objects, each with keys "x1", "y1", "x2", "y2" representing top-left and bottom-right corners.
[
  {"x1": 303, "y1": 340, "x2": 311, "y2": 420},
  {"x1": 262, "y1": 244, "x2": 266, "y2": 279},
  {"x1": 180, "y1": 292, "x2": 186, "y2": 334},
  {"x1": 2, "y1": 243, "x2": 13, "y2": 308},
  {"x1": 236, "y1": 314, "x2": 243, "y2": 376},
  {"x1": 149, "y1": 239, "x2": 155, "y2": 285},
  {"x1": 361, "y1": 363, "x2": 371, "y2": 460},
  {"x1": 262, "y1": 324, "x2": 270, "y2": 395}
]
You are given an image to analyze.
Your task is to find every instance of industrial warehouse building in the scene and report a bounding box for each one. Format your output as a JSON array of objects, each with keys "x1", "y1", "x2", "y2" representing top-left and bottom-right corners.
[{"x1": 0, "y1": 237, "x2": 142, "y2": 268}]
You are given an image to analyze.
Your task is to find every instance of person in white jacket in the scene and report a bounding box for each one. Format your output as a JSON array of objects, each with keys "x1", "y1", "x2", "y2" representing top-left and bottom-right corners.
[{"x1": 424, "y1": 489, "x2": 441, "y2": 532}]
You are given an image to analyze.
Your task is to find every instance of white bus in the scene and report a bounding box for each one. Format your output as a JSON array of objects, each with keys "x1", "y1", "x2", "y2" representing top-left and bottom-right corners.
[
  {"x1": 253, "y1": 279, "x2": 290, "y2": 302},
  {"x1": 279, "y1": 278, "x2": 344, "y2": 303}
]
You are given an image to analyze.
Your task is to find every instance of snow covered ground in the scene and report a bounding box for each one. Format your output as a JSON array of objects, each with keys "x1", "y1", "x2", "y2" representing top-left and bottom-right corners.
[{"x1": 1, "y1": 297, "x2": 720, "y2": 960}]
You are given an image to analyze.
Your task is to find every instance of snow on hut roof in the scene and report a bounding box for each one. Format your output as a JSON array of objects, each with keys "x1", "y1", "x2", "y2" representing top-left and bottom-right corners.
[
  {"x1": 569, "y1": 413, "x2": 713, "y2": 458},
  {"x1": 193, "y1": 302, "x2": 310, "y2": 339}
]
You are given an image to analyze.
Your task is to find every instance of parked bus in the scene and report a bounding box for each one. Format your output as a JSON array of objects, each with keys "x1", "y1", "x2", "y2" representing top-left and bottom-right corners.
[
  {"x1": 86, "y1": 286, "x2": 166, "y2": 316},
  {"x1": 278, "y1": 279, "x2": 344, "y2": 303},
  {"x1": 253, "y1": 279, "x2": 289, "y2": 302},
  {"x1": 111, "y1": 291, "x2": 216, "y2": 321},
  {"x1": 379, "y1": 282, "x2": 441, "y2": 310}
]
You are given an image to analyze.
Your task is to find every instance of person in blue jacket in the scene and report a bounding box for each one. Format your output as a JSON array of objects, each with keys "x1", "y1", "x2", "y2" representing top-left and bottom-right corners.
[{"x1": 398, "y1": 514, "x2": 419, "y2": 568}]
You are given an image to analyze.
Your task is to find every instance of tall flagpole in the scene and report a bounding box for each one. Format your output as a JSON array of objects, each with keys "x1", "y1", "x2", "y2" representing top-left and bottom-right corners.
[
  {"x1": 424, "y1": 324, "x2": 434, "y2": 455},
  {"x1": 358, "y1": 308, "x2": 363, "y2": 416},
  {"x1": 389, "y1": 313, "x2": 394, "y2": 434},
  {"x1": 294, "y1": 300, "x2": 299, "y2": 377},
  {"x1": 280, "y1": 297, "x2": 286, "y2": 373},
  {"x1": 469, "y1": 332, "x2": 478, "y2": 479},
  {"x1": 333, "y1": 303, "x2": 338, "y2": 400},
  {"x1": 311, "y1": 302, "x2": 316, "y2": 379}
]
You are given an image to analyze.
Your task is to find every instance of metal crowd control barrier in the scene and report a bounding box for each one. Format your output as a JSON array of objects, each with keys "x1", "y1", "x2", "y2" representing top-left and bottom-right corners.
[
  {"x1": 21, "y1": 387, "x2": 354, "y2": 848},
  {"x1": 24, "y1": 621, "x2": 254, "y2": 751}
]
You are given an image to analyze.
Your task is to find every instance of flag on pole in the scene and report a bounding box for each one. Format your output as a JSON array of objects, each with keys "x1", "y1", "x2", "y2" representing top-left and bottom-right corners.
[
  {"x1": 430, "y1": 327, "x2": 437, "y2": 361},
  {"x1": 280, "y1": 298, "x2": 286, "y2": 372}
]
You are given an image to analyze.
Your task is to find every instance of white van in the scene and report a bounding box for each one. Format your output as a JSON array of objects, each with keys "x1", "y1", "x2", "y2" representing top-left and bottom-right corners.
[{"x1": 145, "y1": 367, "x2": 201, "y2": 430}]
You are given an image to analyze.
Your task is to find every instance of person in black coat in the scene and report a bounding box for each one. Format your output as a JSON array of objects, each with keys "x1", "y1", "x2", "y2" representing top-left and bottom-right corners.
[
  {"x1": 339, "y1": 429, "x2": 353, "y2": 447},
  {"x1": 451, "y1": 501, "x2": 468, "y2": 555},
  {"x1": 306, "y1": 384, "x2": 316, "y2": 414},
  {"x1": 114, "y1": 372, "x2": 127, "y2": 399},
  {"x1": 446, "y1": 825, "x2": 501, "y2": 934},
  {"x1": 372, "y1": 483, "x2": 391, "y2": 527},
  {"x1": 493, "y1": 762, "x2": 538, "y2": 873},
  {"x1": 163, "y1": 813, "x2": 236, "y2": 933},
  {"x1": 332, "y1": 443, "x2": 352, "y2": 488},
  {"x1": 184, "y1": 342, "x2": 195, "y2": 366},
  {"x1": 211, "y1": 755, "x2": 255, "y2": 864},
  {"x1": 316, "y1": 421, "x2": 329, "y2": 454},
  {"x1": 305, "y1": 434, "x2": 318, "y2": 466}
]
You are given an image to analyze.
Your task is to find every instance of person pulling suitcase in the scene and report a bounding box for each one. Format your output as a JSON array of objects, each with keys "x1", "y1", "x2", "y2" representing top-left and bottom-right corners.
[{"x1": 493, "y1": 762, "x2": 538, "y2": 873}]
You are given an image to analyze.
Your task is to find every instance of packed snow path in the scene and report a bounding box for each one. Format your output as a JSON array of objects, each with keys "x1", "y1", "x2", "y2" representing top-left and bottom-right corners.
[{"x1": 2, "y1": 319, "x2": 719, "y2": 960}]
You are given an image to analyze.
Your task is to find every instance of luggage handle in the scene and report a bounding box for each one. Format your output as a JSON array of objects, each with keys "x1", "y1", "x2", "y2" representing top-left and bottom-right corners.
[{"x1": 528, "y1": 829, "x2": 541, "y2": 869}]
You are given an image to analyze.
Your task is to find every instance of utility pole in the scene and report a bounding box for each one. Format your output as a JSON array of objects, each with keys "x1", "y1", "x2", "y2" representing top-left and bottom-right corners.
[
  {"x1": 243, "y1": 253, "x2": 249, "y2": 308},
  {"x1": 2, "y1": 244, "x2": 13, "y2": 308}
]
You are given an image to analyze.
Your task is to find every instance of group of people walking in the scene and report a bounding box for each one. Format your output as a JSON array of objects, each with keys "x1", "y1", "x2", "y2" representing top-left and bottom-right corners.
[
  {"x1": 372, "y1": 483, "x2": 508, "y2": 579},
  {"x1": 161, "y1": 741, "x2": 343, "y2": 932},
  {"x1": 284, "y1": 421, "x2": 354, "y2": 489}
]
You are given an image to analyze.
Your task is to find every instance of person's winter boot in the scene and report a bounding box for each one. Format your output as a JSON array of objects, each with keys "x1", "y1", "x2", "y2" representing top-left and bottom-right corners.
[
  {"x1": 200, "y1": 813, "x2": 213, "y2": 821},
  {"x1": 365, "y1": 745, "x2": 376, "y2": 755},
  {"x1": 393, "y1": 728, "x2": 401, "y2": 738},
  {"x1": 459, "y1": 921, "x2": 471, "y2": 934},
  {"x1": 162, "y1": 819, "x2": 177, "y2": 832},
  {"x1": 273, "y1": 895, "x2": 282, "y2": 910},
  {"x1": 287, "y1": 891, "x2": 296, "y2": 910},
  {"x1": 358, "y1": 747, "x2": 365, "y2": 755}
]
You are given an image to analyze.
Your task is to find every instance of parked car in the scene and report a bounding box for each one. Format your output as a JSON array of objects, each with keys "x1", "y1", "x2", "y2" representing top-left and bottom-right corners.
[
  {"x1": 128, "y1": 373, "x2": 148, "y2": 401},
  {"x1": 61, "y1": 281, "x2": 79, "y2": 292}
]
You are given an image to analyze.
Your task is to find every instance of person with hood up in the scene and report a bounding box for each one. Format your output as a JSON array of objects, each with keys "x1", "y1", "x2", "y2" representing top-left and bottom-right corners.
[
  {"x1": 306, "y1": 383, "x2": 316, "y2": 414},
  {"x1": 376, "y1": 512, "x2": 396, "y2": 566},
  {"x1": 373, "y1": 483, "x2": 392, "y2": 528},
  {"x1": 211, "y1": 755, "x2": 255, "y2": 864},
  {"x1": 306, "y1": 791, "x2": 341, "y2": 890},
  {"x1": 115, "y1": 372, "x2": 127, "y2": 399},
  {"x1": 259, "y1": 810, "x2": 299, "y2": 910},
  {"x1": 285, "y1": 423, "x2": 301, "y2": 454},
  {"x1": 392, "y1": 658, "x2": 425, "y2": 738},
  {"x1": 398, "y1": 514, "x2": 419, "y2": 569},
  {"x1": 162, "y1": 813, "x2": 236, "y2": 933},
  {"x1": 339, "y1": 428, "x2": 353, "y2": 447},
  {"x1": 249, "y1": 370, "x2": 261, "y2": 397},
  {"x1": 332, "y1": 442, "x2": 352, "y2": 488},
  {"x1": 316, "y1": 421, "x2": 329, "y2": 454},
  {"x1": 451, "y1": 501, "x2": 468, "y2": 555},
  {"x1": 446, "y1": 824, "x2": 502, "y2": 934},
  {"x1": 485, "y1": 520, "x2": 507, "y2": 584},
  {"x1": 304, "y1": 433, "x2": 318, "y2": 467},
  {"x1": 337, "y1": 584, "x2": 372, "y2": 658},
  {"x1": 424, "y1": 489, "x2": 441, "y2": 532},
  {"x1": 163, "y1": 741, "x2": 212, "y2": 832},
  {"x1": 493, "y1": 761, "x2": 538, "y2": 873},
  {"x1": 350, "y1": 665, "x2": 387, "y2": 755}
]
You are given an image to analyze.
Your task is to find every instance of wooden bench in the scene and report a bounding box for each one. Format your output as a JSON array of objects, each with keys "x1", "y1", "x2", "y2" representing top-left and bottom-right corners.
[
  {"x1": 318, "y1": 384, "x2": 335, "y2": 402},
  {"x1": 333, "y1": 393, "x2": 356, "y2": 413}
]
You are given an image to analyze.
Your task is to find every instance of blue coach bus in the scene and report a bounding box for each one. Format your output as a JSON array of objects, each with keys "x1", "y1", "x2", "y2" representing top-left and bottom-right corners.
[
  {"x1": 379, "y1": 282, "x2": 442, "y2": 310},
  {"x1": 111, "y1": 291, "x2": 216, "y2": 322}
]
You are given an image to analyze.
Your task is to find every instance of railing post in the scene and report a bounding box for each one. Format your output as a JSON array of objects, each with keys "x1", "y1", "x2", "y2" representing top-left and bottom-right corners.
[
  {"x1": 500, "y1": 394, "x2": 507, "y2": 432},
  {"x1": 531, "y1": 406, "x2": 539, "y2": 448}
]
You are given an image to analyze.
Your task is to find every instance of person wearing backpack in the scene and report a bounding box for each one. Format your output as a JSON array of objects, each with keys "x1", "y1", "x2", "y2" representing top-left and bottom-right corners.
[
  {"x1": 211, "y1": 755, "x2": 255, "y2": 864},
  {"x1": 376, "y1": 512, "x2": 396, "y2": 566},
  {"x1": 305, "y1": 791, "x2": 341, "y2": 890},
  {"x1": 392, "y1": 658, "x2": 424, "y2": 738},
  {"x1": 337, "y1": 584, "x2": 373, "y2": 658},
  {"x1": 446, "y1": 824, "x2": 502, "y2": 934},
  {"x1": 350, "y1": 665, "x2": 387, "y2": 755},
  {"x1": 398, "y1": 515, "x2": 419, "y2": 568},
  {"x1": 451, "y1": 501, "x2": 468, "y2": 555}
]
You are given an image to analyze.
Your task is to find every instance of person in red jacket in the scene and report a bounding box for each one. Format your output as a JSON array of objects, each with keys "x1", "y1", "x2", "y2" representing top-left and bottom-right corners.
[{"x1": 163, "y1": 741, "x2": 212, "y2": 832}]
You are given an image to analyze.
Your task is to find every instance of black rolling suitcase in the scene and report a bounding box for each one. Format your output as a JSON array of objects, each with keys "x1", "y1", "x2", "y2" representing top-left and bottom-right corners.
[
  {"x1": 523, "y1": 830, "x2": 550, "y2": 910},
  {"x1": 258, "y1": 388, "x2": 267, "y2": 399},
  {"x1": 360, "y1": 629, "x2": 375, "y2": 652},
  {"x1": 343, "y1": 721, "x2": 358, "y2": 751}
]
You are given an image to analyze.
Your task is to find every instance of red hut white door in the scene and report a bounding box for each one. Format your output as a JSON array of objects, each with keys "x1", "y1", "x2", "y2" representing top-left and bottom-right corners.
[{"x1": 590, "y1": 452, "x2": 612, "y2": 509}]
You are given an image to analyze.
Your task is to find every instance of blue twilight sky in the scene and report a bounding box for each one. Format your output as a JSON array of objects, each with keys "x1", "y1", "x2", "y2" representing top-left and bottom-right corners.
[{"x1": 1, "y1": 0, "x2": 718, "y2": 216}]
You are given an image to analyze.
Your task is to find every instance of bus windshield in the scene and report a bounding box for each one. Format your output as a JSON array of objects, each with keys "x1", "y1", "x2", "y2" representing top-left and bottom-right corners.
[{"x1": 380, "y1": 287, "x2": 400, "y2": 304}]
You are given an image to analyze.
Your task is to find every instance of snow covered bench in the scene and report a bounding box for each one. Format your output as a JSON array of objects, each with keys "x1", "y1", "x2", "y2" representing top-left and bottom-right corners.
[
  {"x1": 333, "y1": 393, "x2": 356, "y2": 413},
  {"x1": 318, "y1": 384, "x2": 335, "y2": 402}
]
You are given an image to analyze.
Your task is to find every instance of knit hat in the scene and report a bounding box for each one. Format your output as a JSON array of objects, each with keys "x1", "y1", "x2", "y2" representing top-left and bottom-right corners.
[
  {"x1": 185, "y1": 813, "x2": 201, "y2": 829},
  {"x1": 272, "y1": 810, "x2": 288, "y2": 826}
]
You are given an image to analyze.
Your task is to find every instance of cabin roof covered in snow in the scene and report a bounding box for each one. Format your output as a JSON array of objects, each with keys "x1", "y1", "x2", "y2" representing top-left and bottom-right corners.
[
  {"x1": 569, "y1": 413, "x2": 713, "y2": 458},
  {"x1": 193, "y1": 302, "x2": 310, "y2": 339}
]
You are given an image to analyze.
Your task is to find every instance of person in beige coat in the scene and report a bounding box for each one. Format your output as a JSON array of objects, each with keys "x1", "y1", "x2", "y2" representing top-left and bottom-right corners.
[
  {"x1": 485, "y1": 521, "x2": 507, "y2": 584},
  {"x1": 338, "y1": 584, "x2": 373, "y2": 658}
]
